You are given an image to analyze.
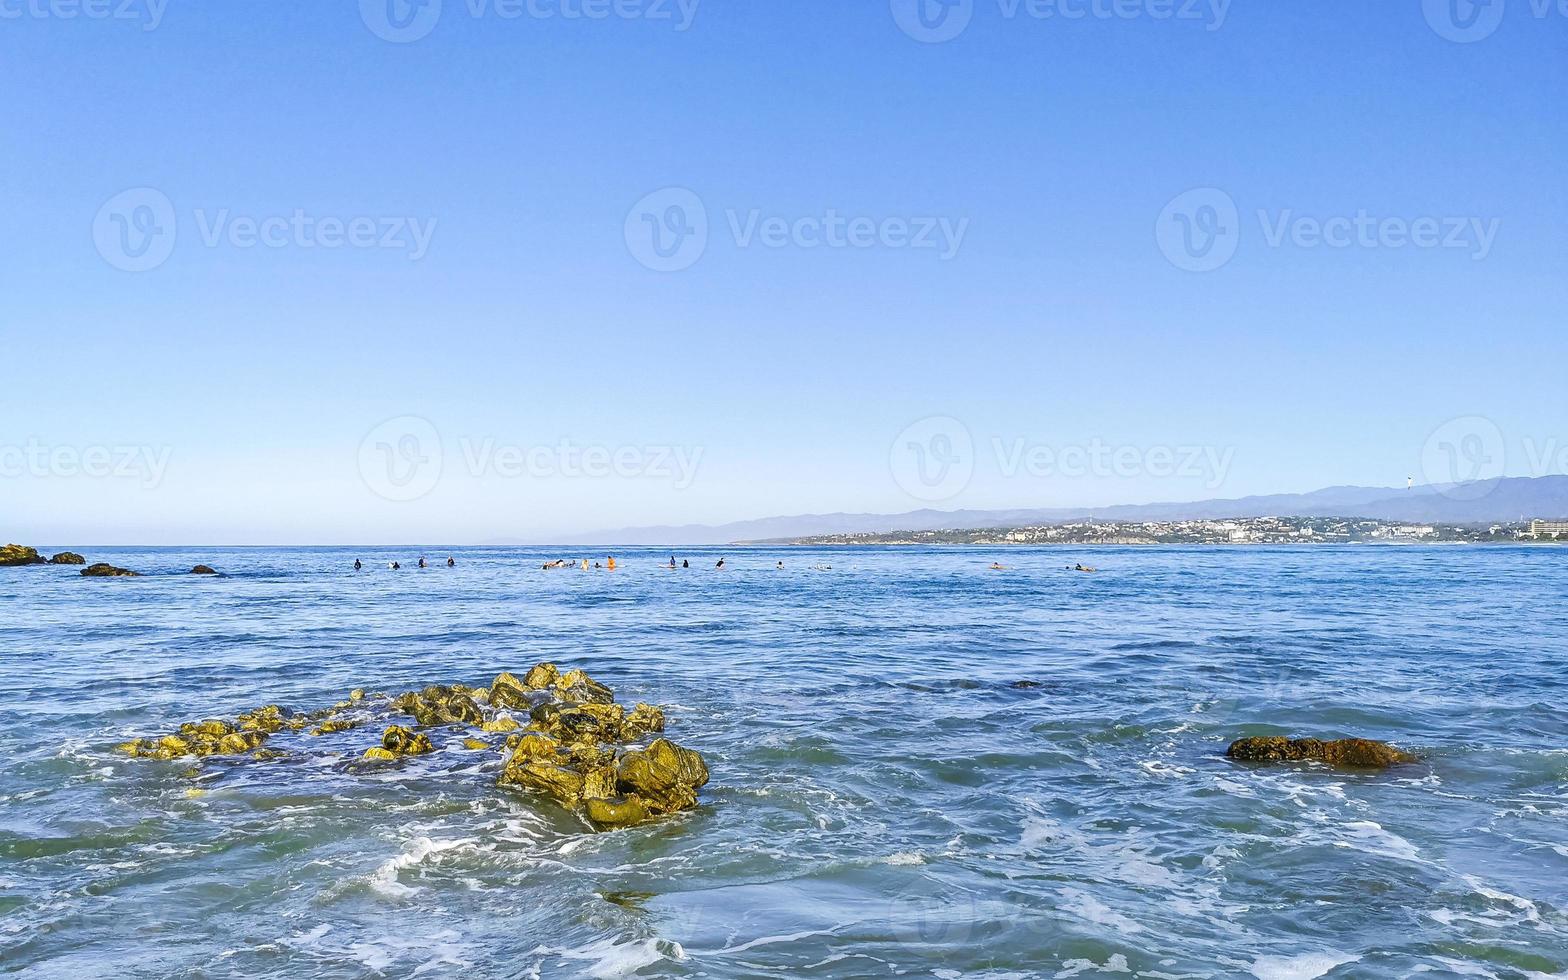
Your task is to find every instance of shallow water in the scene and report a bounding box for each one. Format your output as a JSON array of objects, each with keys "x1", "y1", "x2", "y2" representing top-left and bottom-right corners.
[{"x1": 2, "y1": 545, "x2": 1565, "y2": 979}]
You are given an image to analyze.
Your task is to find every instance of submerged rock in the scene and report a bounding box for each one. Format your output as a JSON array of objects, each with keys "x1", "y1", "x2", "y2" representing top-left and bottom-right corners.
[
  {"x1": 82, "y1": 562, "x2": 140, "y2": 578},
  {"x1": 191, "y1": 565, "x2": 218, "y2": 575},
  {"x1": 0, "y1": 544, "x2": 47, "y2": 566},
  {"x1": 1226, "y1": 736, "x2": 1415, "y2": 768},
  {"x1": 49, "y1": 552, "x2": 86, "y2": 565}
]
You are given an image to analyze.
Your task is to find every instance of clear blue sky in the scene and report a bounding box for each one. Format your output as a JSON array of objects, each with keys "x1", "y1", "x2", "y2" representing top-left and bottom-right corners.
[{"x1": 3, "y1": 1, "x2": 1564, "y2": 543}]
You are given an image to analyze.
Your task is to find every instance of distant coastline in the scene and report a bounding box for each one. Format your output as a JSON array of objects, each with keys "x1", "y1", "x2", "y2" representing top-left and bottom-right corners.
[{"x1": 760, "y1": 517, "x2": 1568, "y2": 547}]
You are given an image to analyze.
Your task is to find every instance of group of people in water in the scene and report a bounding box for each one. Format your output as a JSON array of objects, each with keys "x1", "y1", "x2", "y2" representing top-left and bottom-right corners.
[
  {"x1": 353, "y1": 556, "x2": 456, "y2": 571},
  {"x1": 538, "y1": 556, "x2": 790, "y2": 571},
  {"x1": 354, "y1": 555, "x2": 1091, "y2": 573}
]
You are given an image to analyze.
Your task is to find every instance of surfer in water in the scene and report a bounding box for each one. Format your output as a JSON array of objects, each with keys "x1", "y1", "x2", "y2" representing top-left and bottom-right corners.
[
  {"x1": 418, "y1": 557, "x2": 427, "y2": 569},
  {"x1": 669, "y1": 556, "x2": 677, "y2": 569},
  {"x1": 354, "y1": 559, "x2": 362, "y2": 571},
  {"x1": 716, "y1": 558, "x2": 726, "y2": 569},
  {"x1": 447, "y1": 557, "x2": 455, "y2": 567}
]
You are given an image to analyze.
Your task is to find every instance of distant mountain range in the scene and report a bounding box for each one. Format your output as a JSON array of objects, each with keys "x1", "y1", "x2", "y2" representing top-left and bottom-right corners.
[{"x1": 550, "y1": 476, "x2": 1568, "y2": 545}]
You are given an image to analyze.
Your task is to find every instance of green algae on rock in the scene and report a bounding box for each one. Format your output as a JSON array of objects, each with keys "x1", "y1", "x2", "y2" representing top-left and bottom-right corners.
[
  {"x1": 0, "y1": 544, "x2": 48, "y2": 566},
  {"x1": 82, "y1": 562, "x2": 140, "y2": 577},
  {"x1": 115, "y1": 664, "x2": 708, "y2": 830},
  {"x1": 49, "y1": 552, "x2": 87, "y2": 565},
  {"x1": 1226, "y1": 736, "x2": 1416, "y2": 768}
]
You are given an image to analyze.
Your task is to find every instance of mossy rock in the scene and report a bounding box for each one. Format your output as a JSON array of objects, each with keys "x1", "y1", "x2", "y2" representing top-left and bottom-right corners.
[
  {"x1": 1226, "y1": 736, "x2": 1415, "y2": 768},
  {"x1": 81, "y1": 562, "x2": 139, "y2": 577},
  {"x1": 190, "y1": 565, "x2": 218, "y2": 575},
  {"x1": 49, "y1": 552, "x2": 86, "y2": 565},
  {"x1": 0, "y1": 544, "x2": 46, "y2": 566}
]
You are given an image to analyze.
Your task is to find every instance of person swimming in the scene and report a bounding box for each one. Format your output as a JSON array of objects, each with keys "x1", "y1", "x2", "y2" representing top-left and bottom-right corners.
[
  {"x1": 418, "y1": 557, "x2": 427, "y2": 569},
  {"x1": 354, "y1": 559, "x2": 362, "y2": 571},
  {"x1": 390, "y1": 561, "x2": 400, "y2": 570},
  {"x1": 669, "y1": 556, "x2": 677, "y2": 569},
  {"x1": 776, "y1": 561, "x2": 784, "y2": 569},
  {"x1": 990, "y1": 562, "x2": 1006, "y2": 570},
  {"x1": 607, "y1": 556, "x2": 617, "y2": 570},
  {"x1": 446, "y1": 557, "x2": 455, "y2": 567},
  {"x1": 716, "y1": 558, "x2": 725, "y2": 569},
  {"x1": 580, "y1": 558, "x2": 589, "y2": 571},
  {"x1": 682, "y1": 559, "x2": 689, "y2": 568}
]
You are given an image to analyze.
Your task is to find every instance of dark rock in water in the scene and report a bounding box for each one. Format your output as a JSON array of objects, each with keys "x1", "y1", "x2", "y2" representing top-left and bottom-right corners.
[
  {"x1": 190, "y1": 565, "x2": 218, "y2": 575},
  {"x1": 81, "y1": 562, "x2": 140, "y2": 577},
  {"x1": 1010, "y1": 680, "x2": 1043, "y2": 690},
  {"x1": 1226, "y1": 736, "x2": 1415, "y2": 768},
  {"x1": 49, "y1": 552, "x2": 86, "y2": 565},
  {"x1": 0, "y1": 544, "x2": 47, "y2": 566}
]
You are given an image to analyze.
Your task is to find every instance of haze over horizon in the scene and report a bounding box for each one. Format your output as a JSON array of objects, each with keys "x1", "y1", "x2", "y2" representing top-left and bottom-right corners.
[{"x1": 5, "y1": 2, "x2": 1564, "y2": 544}]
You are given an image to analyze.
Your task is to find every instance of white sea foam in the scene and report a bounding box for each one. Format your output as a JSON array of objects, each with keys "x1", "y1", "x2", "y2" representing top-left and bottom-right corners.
[
  {"x1": 1057, "y1": 953, "x2": 1132, "y2": 976},
  {"x1": 534, "y1": 936, "x2": 682, "y2": 978},
  {"x1": 1335, "y1": 821, "x2": 1423, "y2": 864},
  {"x1": 1248, "y1": 950, "x2": 1359, "y2": 980},
  {"x1": 884, "y1": 851, "x2": 925, "y2": 865},
  {"x1": 368, "y1": 836, "x2": 472, "y2": 898}
]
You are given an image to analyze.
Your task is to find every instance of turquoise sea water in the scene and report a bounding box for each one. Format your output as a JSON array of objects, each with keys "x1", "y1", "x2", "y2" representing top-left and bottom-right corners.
[{"x1": 1, "y1": 545, "x2": 1565, "y2": 979}]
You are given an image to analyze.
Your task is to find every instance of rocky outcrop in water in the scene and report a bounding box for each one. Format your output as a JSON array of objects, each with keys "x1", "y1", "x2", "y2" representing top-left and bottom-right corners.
[
  {"x1": 81, "y1": 563, "x2": 141, "y2": 577},
  {"x1": 191, "y1": 565, "x2": 218, "y2": 575},
  {"x1": 49, "y1": 552, "x2": 86, "y2": 565},
  {"x1": 116, "y1": 663, "x2": 707, "y2": 829},
  {"x1": 1226, "y1": 736, "x2": 1415, "y2": 768},
  {"x1": 0, "y1": 544, "x2": 47, "y2": 566}
]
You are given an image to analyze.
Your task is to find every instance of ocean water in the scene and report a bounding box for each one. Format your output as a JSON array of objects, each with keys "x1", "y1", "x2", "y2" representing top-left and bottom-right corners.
[{"x1": 2, "y1": 545, "x2": 1565, "y2": 979}]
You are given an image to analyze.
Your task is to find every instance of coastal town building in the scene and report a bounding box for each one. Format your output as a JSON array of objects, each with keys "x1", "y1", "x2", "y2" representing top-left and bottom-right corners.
[{"x1": 1528, "y1": 520, "x2": 1568, "y2": 538}]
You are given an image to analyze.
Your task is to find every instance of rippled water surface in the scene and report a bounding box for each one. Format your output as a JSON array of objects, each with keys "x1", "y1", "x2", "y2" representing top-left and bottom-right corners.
[{"x1": 2, "y1": 545, "x2": 1566, "y2": 978}]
